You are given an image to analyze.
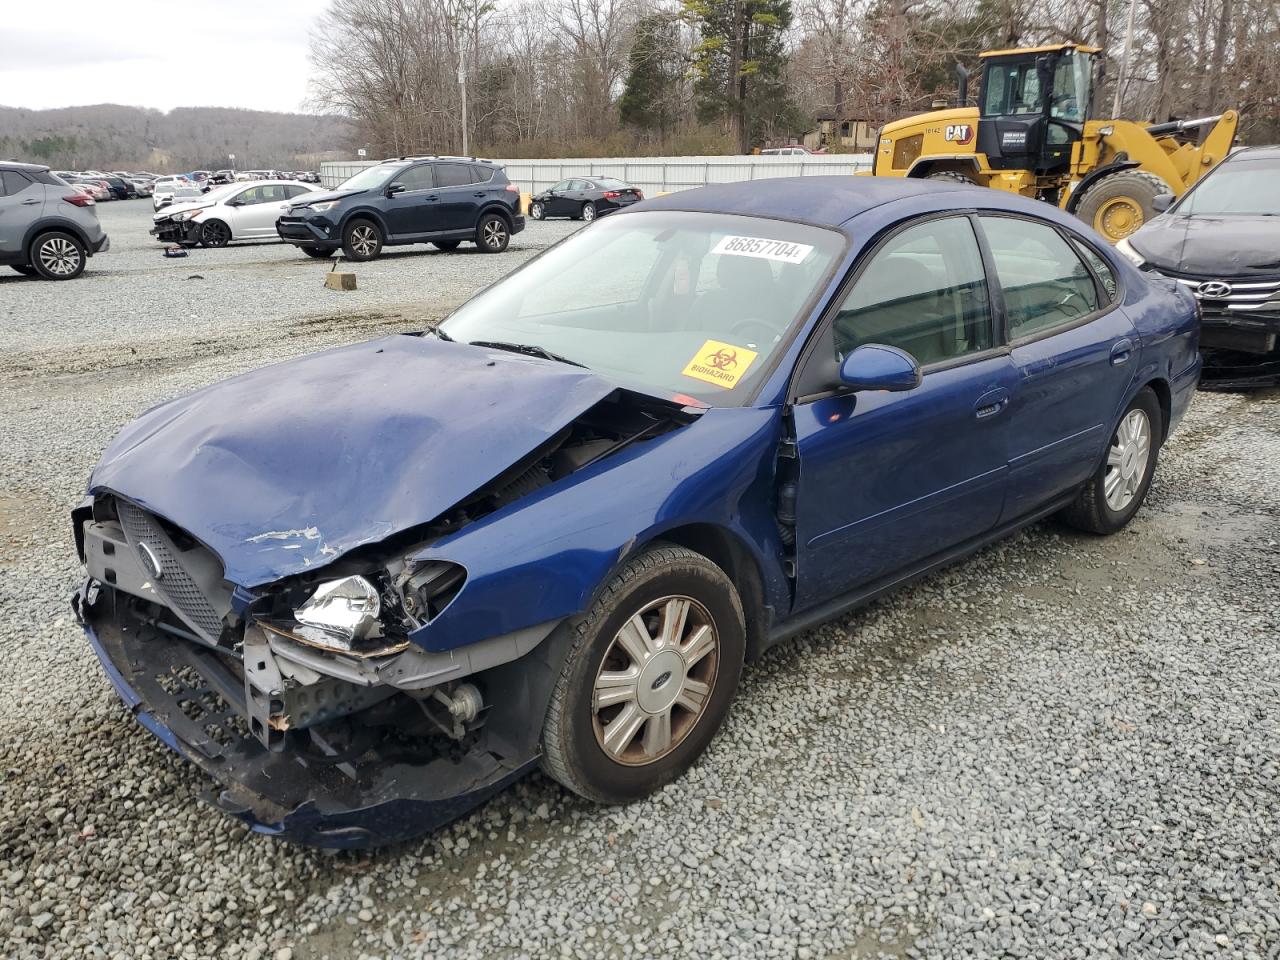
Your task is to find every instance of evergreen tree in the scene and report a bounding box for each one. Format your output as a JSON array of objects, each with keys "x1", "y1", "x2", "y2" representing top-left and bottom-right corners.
[
  {"x1": 681, "y1": 0, "x2": 804, "y2": 152},
  {"x1": 618, "y1": 14, "x2": 683, "y2": 142}
]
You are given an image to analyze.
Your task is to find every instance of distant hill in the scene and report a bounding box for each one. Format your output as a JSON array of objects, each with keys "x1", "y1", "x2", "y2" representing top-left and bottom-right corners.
[{"x1": 0, "y1": 104, "x2": 354, "y2": 172}]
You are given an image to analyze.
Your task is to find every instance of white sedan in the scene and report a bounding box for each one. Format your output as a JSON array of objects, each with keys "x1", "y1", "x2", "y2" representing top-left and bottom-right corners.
[{"x1": 150, "y1": 180, "x2": 322, "y2": 247}]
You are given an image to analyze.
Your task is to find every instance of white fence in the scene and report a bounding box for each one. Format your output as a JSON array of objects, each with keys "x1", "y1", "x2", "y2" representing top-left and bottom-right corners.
[{"x1": 320, "y1": 154, "x2": 873, "y2": 194}]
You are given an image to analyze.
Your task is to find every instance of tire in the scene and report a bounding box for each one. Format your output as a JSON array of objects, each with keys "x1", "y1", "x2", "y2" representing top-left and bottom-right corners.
[
  {"x1": 581, "y1": 202, "x2": 597, "y2": 222},
  {"x1": 1059, "y1": 387, "x2": 1163, "y2": 535},
  {"x1": 530, "y1": 201, "x2": 545, "y2": 220},
  {"x1": 200, "y1": 219, "x2": 232, "y2": 248},
  {"x1": 475, "y1": 212, "x2": 510, "y2": 253},
  {"x1": 342, "y1": 219, "x2": 383, "y2": 261},
  {"x1": 29, "y1": 231, "x2": 86, "y2": 280},
  {"x1": 925, "y1": 170, "x2": 978, "y2": 185},
  {"x1": 1074, "y1": 170, "x2": 1170, "y2": 243},
  {"x1": 10, "y1": 265, "x2": 36, "y2": 276},
  {"x1": 302, "y1": 246, "x2": 335, "y2": 259},
  {"x1": 432, "y1": 240, "x2": 461, "y2": 251},
  {"x1": 540, "y1": 543, "x2": 745, "y2": 804}
]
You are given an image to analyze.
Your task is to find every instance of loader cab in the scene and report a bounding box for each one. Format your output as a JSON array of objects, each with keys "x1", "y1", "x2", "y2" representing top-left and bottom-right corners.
[{"x1": 976, "y1": 45, "x2": 1098, "y2": 174}]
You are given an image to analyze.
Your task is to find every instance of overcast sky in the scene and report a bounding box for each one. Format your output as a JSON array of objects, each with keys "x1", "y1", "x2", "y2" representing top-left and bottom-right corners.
[{"x1": 0, "y1": 0, "x2": 325, "y2": 113}]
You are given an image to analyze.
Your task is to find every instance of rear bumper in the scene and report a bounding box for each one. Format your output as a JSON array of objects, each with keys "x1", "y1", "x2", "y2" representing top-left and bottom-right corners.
[{"x1": 74, "y1": 578, "x2": 537, "y2": 848}]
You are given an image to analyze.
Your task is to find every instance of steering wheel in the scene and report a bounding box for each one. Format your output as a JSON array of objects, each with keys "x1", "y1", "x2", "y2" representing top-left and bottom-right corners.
[{"x1": 728, "y1": 318, "x2": 780, "y2": 346}]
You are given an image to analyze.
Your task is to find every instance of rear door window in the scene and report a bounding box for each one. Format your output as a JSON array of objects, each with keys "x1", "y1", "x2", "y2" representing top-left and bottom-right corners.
[
  {"x1": 434, "y1": 164, "x2": 473, "y2": 188},
  {"x1": 979, "y1": 216, "x2": 1100, "y2": 339}
]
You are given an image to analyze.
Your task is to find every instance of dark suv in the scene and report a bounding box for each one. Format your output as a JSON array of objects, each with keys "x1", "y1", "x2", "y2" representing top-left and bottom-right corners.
[
  {"x1": 0, "y1": 161, "x2": 110, "y2": 280},
  {"x1": 276, "y1": 157, "x2": 524, "y2": 260}
]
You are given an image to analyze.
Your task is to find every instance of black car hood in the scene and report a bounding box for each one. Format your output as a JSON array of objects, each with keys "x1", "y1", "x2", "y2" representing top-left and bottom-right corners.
[
  {"x1": 1130, "y1": 215, "x2": 1280, "y2": 277},
  {"x1": 289, "y1": 188, "x2": 365, "y2": 208},
  {"x1": 89, "y1": 335, "x2": 618, "y2": 587}
]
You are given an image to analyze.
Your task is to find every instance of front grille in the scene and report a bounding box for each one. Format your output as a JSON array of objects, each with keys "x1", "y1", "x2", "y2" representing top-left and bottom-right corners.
[
  {"x1": 117, "y1": 501, "x2": 227, "y2": 642},
  {"x1": 1160, "y1": 273, "x2": 1280, "y2": 317}
]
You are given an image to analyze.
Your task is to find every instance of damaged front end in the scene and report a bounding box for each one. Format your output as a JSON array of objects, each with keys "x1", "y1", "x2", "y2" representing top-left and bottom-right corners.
[
  {"x1": 150, "y1": 210, "x2": 203, "y2": 245},
  {"x1": 72, "y1": 383, "x2": 698, "y2": 847}
]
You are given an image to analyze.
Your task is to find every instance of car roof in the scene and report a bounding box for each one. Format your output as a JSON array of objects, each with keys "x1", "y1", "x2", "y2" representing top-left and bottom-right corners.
[
  {"x1": 1226, "y1": 144, "x2": 1280, "y2": 162},
  {"x1": 0, "y1": 160, "x2": 51, "y2": 174},
  {"x1": 634, "y1": 176, "x2": 988, "y2": 233}
]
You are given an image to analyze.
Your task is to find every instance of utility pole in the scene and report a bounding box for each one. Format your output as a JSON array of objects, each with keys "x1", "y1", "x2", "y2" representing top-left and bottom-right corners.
[
  {"x1": 459, "y1": 60, "x2": 469, "y2": 156},
  {"x1": 1112, "y1": 0, "x2": 1138, "y2": 117}
]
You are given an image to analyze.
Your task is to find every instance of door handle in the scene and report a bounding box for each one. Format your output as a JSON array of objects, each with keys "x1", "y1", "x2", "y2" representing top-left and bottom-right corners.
[
  {"x1": 21, "y1": 198, "x2": 40, "y2": 205},
  {"x1": 424, "y1": 195, "x2": 439, "y2": 201},
  {"x1": 1110, "y1": 338, "x2": 1134, "y2": 366},
  {"x1": 973, "y1": 387, "x2": 1011, "y2": 420},
  {"x1": 473, "y1": 192, "x2": 485, "y2": 197}
]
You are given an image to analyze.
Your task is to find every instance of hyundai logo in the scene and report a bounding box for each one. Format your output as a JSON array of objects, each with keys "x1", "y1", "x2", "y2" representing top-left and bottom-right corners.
[
  {"x1": 1197, "y1": 280, "x2": 1233, "y2": 299},
  {"x1": 137, "y1": 541, "x2": 164, "y2": 581}
]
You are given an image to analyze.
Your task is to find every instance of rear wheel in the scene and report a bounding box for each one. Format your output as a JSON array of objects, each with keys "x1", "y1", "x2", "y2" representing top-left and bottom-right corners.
[
  {"x1": 342, "y1": 219, "x2": 383, "y2": 261},
  {"x1": 540, "y1": 544, "x2": 745, "y2": 803},
  {"x1": 302, "y1": 246, "x2": 335, "y2": 259},
  {"x1": 1074, "y1": 170, "x2": 1170, "y2": 243},
  {"x1": 1060, "y1": 388, "x2": 1162, "y2": 534},
  {"x1": 581, "y1": 202, "x2": 597, "y2": 222},
  {"x1": 475, "y1": 213, "x2": 510, "y2": 253},
  {"x1": 200, "y1": 219, "x2": 231, "y2": 248},
  {"x1": 432, "y1": 240, "x2": 461, "y2": 251},
  {"x1": 925, "y1": 170, "x2": 978, "y2": 185},
  {"x1": 30, "y1": 231, "x2": 86, "y2": 280}
]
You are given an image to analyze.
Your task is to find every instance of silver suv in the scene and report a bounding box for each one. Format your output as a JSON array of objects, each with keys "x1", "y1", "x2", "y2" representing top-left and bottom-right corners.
[{"x1": 1, "y1": 162, "x2": 110, "y2": 280}]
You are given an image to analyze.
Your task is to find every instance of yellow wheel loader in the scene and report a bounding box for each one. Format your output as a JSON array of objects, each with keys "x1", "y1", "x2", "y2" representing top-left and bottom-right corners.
[{"x1": 870, "y1": 44, "x2": 1238, "y2": 242}]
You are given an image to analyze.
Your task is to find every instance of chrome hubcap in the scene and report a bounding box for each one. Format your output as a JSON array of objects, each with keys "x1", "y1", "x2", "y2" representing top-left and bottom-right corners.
[
  {"x1": 1105, "y1": 408, "x2": 1152, "y2": 511},
  {"x1": 592, "y1": 596, "x2": 718, "y2": 765},
  {"x1": 483, "y1": 220, "x2": 507, "y2": 247},
  {"x1": 39, "y1": 238, "x2": 80, "y2": 275},
  {"x1": 350, "y1": 226, "x2": 377, "y2": 255}
]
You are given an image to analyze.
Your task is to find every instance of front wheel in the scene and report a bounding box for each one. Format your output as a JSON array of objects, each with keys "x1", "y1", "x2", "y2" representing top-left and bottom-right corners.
[
  {"x1": 342, "y1": 219, "x2": 383, "y2": 261},
  {"x1": 475, "y1": 213, "x2": 510, "y2": 253},
  {"x1": 30, "y1": 231, "x2": 86, "y2": 280},
  {"x1": 1060, "y1": 388, "x2": 1162, "y2": 534},
  {"x1": 540, "y1": 544, "x2": 745, "y2": 803},
  {"x1": 1074, "y1": 170, "x2": 1170, "y2": 243},
  {"x1": 529, "y1": 201, "x2": 545, "y2": 220},
  {"x1": 200, "y1": 219, "x2": 232, "y2": 248}
]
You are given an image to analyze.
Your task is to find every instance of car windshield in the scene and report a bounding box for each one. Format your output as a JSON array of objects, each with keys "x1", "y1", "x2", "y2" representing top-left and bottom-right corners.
[
  {"x1": 1176, "y1": 158, "x2": 1280, "y2": 215},
  {"x1": 338, "y1": 164, "x2": 399, "y2": 192},
  {"x1": 440, "y1": 210, "x2": 845, "y2": 405}
]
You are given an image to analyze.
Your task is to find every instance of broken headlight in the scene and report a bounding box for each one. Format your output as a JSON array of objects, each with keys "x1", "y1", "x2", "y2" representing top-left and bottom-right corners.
[{"x1": 292, "y1": 575, "x2": 382, "y2": 651}]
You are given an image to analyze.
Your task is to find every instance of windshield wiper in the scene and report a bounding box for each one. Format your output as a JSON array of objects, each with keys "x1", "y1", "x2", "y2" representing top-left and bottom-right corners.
[
  {"x1": 466, "y1": 340, "x2": 586, "y2": 368},
  {"x1": 431, "y1": 325, "x2": 454, "y2": 341}
]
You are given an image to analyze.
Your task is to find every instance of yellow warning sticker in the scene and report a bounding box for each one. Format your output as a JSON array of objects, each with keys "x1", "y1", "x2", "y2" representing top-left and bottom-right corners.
[{"x1": 681, "y1": 339, "x2": 759, "y2": 389}]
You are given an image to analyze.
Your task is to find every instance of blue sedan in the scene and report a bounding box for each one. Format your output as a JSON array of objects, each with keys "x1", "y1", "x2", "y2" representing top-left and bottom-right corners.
[{"x1": 72, "y1": 177, "x2": 1201, "y2": 847}]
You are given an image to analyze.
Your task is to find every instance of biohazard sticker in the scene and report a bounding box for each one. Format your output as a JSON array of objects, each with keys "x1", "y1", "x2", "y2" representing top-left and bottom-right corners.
[
  {"x1": 712, "y1": 235, "x2": 813, "y2": 264},
  {"x1": 682, "y1": 339, "x2": 759, "y2": 389}
]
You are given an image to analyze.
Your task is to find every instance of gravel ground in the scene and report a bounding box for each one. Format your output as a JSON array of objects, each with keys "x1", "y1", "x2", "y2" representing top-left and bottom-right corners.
[{"x1": 2, "y1": 200, "x2": 1279, "y2": 960}]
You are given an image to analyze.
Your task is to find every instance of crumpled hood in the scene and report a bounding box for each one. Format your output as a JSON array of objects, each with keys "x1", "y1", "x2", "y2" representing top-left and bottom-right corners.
[
  {"x1": 90, "y1": 335, "x2": 618, "y2": 588},
  {"x1": 1130, "y1": 215, "x2": 1280, "y2": 277}
]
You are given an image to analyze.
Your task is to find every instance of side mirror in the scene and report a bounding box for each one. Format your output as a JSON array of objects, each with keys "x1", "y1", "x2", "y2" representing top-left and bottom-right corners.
[
  {"x1": 1151, "y1": 193, "x2": 1174, "y2": 213},
  {"x1": 839, "y1": 344, "x2": 922, "y2": 392},
  {"x1": 387, "y1": 183, "x2": 405, "y2": 196}
]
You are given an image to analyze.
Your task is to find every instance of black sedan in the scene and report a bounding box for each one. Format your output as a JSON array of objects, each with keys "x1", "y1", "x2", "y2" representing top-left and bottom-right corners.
[
  {"x1": 529, "y1": 177, "x2": 643, "y2": 222},
  {"x1": 1117, "y1": 145, "x2": 1280, "y2": 389}
]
